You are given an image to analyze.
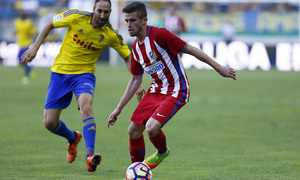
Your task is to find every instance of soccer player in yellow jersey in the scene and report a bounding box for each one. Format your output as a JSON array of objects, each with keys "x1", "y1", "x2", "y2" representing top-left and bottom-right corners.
[
  {"x1": 15, "y1": 10, "x2": 36, "y2": 85},
  {"x1": 21, "y1": 0, "x2": 145, "y2": 172}
]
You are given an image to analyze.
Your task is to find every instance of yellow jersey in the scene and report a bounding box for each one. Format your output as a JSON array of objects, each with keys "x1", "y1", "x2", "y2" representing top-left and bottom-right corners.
[
  {"x1": 52, "y1": 9, "x2": 130, "y2": 74},
  {"x1": 15, "y1": 18, "x2": 36, "y2": 48}
]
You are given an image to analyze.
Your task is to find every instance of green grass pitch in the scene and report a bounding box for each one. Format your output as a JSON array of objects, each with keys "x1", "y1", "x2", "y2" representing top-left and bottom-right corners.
[{"x1": 0, "y1": 63, "x2": 299, "y2": 179}]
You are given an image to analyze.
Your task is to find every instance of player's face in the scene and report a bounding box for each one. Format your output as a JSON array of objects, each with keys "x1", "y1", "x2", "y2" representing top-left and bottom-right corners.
[
  {"x1": 92, "y1": 0, "x2": 111, "y2": 28},
  {"x1": 124, "y1": 12, "x2": 147, "y2": 37}
]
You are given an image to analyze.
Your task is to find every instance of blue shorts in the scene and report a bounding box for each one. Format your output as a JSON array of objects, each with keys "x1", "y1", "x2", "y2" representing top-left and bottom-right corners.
[
  {"x1": 44, "y1": 72, "x2": 96, "y2": 109},
  {"x1": 18, "y1": 47, "x2": 29, "y2": 61}
]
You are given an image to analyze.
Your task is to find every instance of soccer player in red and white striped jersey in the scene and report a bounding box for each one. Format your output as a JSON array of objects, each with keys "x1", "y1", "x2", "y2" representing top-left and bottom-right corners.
[
  {"x1": 131, "y1": 25, "x2": 190, "y2": 103},
  {"x1": 108, "y1": 1, "x2": 236, "y2": 169}
]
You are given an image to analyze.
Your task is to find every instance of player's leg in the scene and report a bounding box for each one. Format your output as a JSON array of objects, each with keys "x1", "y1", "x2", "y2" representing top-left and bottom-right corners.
[
  {"x1": 129, "y1": 92, "x2": 158, "y2": 163},
  {"x1": 77, "y1": 93, "x2": 101, "y2": 172},
  {"x1": 128, "y1": 122, "x2": 145, "y2": 163},
  {"x1": 75, "y1": 73, "x2": 100, "y2": 172},
  {"x1": 146, "y1": 118, "x2": 167, "y2": 154},
  {"x1": 44, "y1": 72, "x2": 81, "y2": 163},
  {"x1": 143, "y1": 96, "x2": 186, "y2": 169},
  {"x1": 143, "y1": 118, "x2": 170, "y2": 169},
  {"x1": 44, "y1": 109, "x2": 81, "y2": 163},
  {"x1": 44, "y1": 109, "x2": 78, "y2": 143},
  {"x1": 77, "y1": 93, "x2": 97, "y2": 158}
]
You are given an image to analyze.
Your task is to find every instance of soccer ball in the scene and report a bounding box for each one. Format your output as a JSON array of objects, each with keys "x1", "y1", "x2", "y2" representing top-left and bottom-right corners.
[{"x1": 126, "y1": 162, "x2": 152, "y2": 180}]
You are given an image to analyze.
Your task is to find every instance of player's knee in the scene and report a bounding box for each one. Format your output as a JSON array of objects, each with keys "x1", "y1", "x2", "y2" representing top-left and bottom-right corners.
[
  {"x1": 79, "y1": 103, "x2": 93, "y2": 117},
  {"x1": 145, "y1": 127, "x2": 157, "y2": 137},
  {"x1": 128, "y1": 126, "x2": 141, "y2": 139},
  {"x1": 128, "y1": 126, "x2": 135, "y2": 138},
  {"x1": 146, "y1": 126, "x2": 161, "y2": 137},
  {"x1": 145, "y1": 120, "x2": 161, "y2": 137},
  {"x1": 43, "y1": 117, "x2": 56, "y2": 131},
  {"x1": 43, "y1": 112, "x2": 57, "y2": 130}
]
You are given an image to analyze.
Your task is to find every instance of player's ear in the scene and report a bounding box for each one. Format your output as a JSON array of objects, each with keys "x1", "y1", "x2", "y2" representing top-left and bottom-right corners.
[{"x1": 142, "y1": 17, "x2": 148, "y2": 25}]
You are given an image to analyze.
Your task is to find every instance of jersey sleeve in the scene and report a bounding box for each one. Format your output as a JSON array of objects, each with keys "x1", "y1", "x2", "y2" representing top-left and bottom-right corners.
[
  {"x1": 131, "y1": 41, "x2": 144, "y2": 75},
  {"x1": 131, "y1": 56, "x2": 144, "y2": 75},
  {"x1": 110, "y1": 32, "x2": 131, "y2": 59},
  {"x1": 156, "y1": 28, "x2": 186, "y2": 55},
  {"x1": 52, "y1": 9, "x2": 77, "y2": 28}
]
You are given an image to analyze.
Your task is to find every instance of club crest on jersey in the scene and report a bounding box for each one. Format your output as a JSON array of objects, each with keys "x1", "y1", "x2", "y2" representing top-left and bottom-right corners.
[
  {"x1": 149, "y1": 50, "x2": 157, "y2": 60},
  {"x1": 99, "y1": 35, "x2": 104, "y2": 42}
]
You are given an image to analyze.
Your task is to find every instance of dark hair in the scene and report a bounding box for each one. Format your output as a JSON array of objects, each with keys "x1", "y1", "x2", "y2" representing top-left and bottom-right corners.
[
  {"x1": 122, "y1": 1, "x2": 147, "y2": 19},
  {"x1": 95, "y1": 0, "x2": 111, "y2": 7}
]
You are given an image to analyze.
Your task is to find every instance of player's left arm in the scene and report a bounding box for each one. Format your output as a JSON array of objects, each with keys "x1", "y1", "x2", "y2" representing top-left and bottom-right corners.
[{"x1": 181, "y1": 44, "x2": 236, "y2": 80}]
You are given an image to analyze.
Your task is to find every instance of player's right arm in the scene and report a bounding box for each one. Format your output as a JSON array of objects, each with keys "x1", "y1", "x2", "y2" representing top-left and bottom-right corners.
[
  {"x1": 123, "y1": 54, "x2": 146, "y2": 102},
  {"x1": 107, "y1": 74, "x2": 143, "y2": 128},
  {"x1": 21, "y1": 20, "x2": 54, "y2": 64}
]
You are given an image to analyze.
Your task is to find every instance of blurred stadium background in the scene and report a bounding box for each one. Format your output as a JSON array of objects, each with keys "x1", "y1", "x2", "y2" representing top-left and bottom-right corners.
[{"x1": 0, "y1": 0, "x2": 299, "y2": 71}]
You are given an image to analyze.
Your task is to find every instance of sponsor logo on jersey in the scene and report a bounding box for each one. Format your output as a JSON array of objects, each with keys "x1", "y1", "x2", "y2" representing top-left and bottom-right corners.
[
  {"x1": 53, "y1": 15, "x2": 63, "y2": 22},
  {"x1": 144, "y1": 61, "x2": 165, "y2": 75},
  {"x1": 78, "y1": 29, "x2": 83, "y2": 33},
  {"x1": 73, "y1": 34, "x2": 99, "y2": 51}
]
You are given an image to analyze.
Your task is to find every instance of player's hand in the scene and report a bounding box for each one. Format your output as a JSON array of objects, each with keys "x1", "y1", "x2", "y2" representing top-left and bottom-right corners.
[
  {"x1": 135, "y1": 84, "x2": 146, "y2": 102},
  {"x1": 21, "y1": 45, "x2": 38, "y2": 65},
  {"x1": 107, "y1": 108, "x2": 122, "y2": 128},
  {"x1": 218, "y1": 66, "x2": 236, "y2": 80}
]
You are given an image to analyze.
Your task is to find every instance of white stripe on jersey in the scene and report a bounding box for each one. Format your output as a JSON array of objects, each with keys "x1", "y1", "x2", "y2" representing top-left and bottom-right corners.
[
  {"x1": 132, "y1": 47, "x2": 137, "y2": 62},
  {"x1": 145, "y1": 37, "x2": 155, "y2": 64},
  {"x1": 143, "y1": 38, "x2": 167, "y2": 94},
  {"x1": 135, "y1": 42, "x2": 144, "y2": 65},
  {"x1": 153, "y1": 41, "x2": 180, "y2": 98}
]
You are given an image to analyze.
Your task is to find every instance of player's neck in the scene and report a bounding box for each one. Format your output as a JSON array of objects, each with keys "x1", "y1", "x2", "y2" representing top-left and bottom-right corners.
[
  {"x1": 137, "y1": 26, "x2": 147, "y2": 45},
  {"x1": 137, "y1": 36, "x2": 145, "y2": 45},
  {"x1": 90, "y1": 15, "x2": 97, "y2": 28}
]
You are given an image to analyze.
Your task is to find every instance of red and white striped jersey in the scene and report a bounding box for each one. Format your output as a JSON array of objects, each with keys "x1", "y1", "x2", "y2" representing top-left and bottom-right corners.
[{"x1": 131, "y1": 26, "x2": 190, "y2": 102}]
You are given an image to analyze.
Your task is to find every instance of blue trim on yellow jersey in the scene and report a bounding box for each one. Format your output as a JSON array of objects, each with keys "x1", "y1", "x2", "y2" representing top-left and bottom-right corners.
[
  {"x1": 106, "y1": 21, "x2": 118, "y2": 34},
  {"x1": 63, "y1": 9, "x2": 92, "y2": 18},
  {"x1": 106, "y1": 21, "x2": 125, "y2": 46}
]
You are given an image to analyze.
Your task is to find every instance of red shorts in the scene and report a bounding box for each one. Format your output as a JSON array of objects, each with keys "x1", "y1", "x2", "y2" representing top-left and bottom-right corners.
[{"x1": 131, "y1": 92, "x2": 186, "y2": 126}]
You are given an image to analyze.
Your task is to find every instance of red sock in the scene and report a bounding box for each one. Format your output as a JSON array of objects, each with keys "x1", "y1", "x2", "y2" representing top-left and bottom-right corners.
[
  {"x1": 129, "y1": 136, "x2": 145, "y2": 163},
  {"x1": 149, "y1": 130, "x2": 167, "y2": 154}
]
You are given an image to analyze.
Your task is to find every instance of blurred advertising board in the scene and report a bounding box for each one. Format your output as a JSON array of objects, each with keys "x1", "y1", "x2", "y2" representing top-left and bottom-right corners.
[{"x1": 1, "y1": 40, "x2": 299, "y2": 71}]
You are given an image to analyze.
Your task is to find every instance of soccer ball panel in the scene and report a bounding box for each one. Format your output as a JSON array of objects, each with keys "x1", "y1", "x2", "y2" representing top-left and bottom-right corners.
[{"x1": 126, "y1": 162, "x2": 152, "y2": 180}]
